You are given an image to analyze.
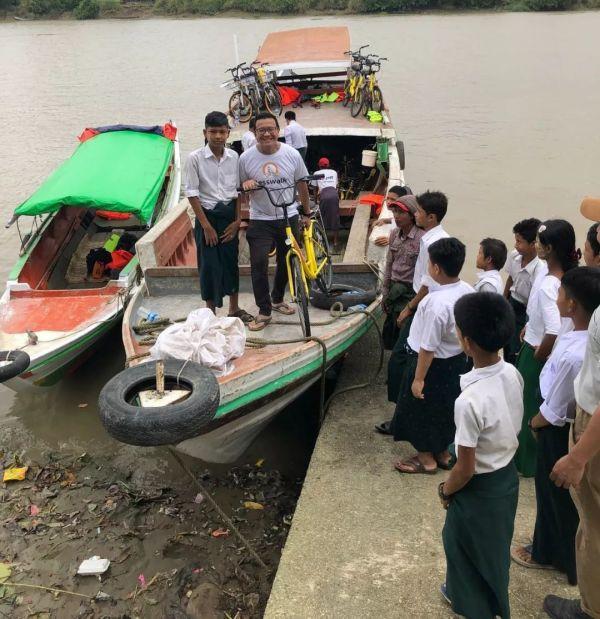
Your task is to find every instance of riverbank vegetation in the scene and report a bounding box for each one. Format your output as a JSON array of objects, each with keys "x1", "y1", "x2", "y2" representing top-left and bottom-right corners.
[{"x1": 2, "y1": 0, "x2": 600, "y2": 20}]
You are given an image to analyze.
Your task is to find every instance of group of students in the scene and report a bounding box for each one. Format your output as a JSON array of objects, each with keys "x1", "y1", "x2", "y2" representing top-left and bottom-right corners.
[{"x1": 377, "y1": 188, "x2": 600, "y2": 618}]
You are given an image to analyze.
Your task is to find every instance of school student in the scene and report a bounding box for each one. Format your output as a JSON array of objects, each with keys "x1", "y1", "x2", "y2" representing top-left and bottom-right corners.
[
  {"x1": 184, "y1": 111, "x2": 252, "y2": 322},
  {"x1": 503, "y1": 218, "x2": 545, "y2": 364},
  {"x1": 474, "y1": 237, "x2": 507, "y2": 294},
  {"x1": 515, "y1": 219, "x2": 579, "y2": 478},
  {"x1": 544, "y1": 212, "x2": 600, "y2": 619},
  {"x1": 384, "y1": 191, "x2": 450, "y2": 410},
  {"x1": 392, "y1": 238, "x2": 474, "y2": 473},
  {"x1": 440, "y1": 292, "x2": 523, "y2": 619},
  {"x1": 512, "y1": 268, "x2": 600, "y2": 586},
  {"x1": 583, "y1": 223, "x2": 600, "y2": 267}
]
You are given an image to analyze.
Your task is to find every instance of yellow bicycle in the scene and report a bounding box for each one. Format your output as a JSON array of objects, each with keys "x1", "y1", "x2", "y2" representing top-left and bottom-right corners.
[
  {"x1": 352, "y1": 55, "x2": 387, "y2": 118},
  {"x1": 245, "y1": 176, "x2": 333, "y2": 337},
  {"x1": 342, "y1": 46, "x2": 369, "y2": 109}
]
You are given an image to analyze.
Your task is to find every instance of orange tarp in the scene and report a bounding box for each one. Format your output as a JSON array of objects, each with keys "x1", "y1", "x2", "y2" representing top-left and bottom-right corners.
[{"x1": 256, "y1": 27, "x2": 350, "y2": 68}]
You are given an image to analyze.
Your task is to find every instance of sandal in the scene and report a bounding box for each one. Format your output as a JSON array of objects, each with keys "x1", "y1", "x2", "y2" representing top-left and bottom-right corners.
[
  {"x1": 393, "y1": 456, "x2": 438, "y2": 475},
  {"x1": 272, "y1": 302, "x2": 296, "y2": 316},
  {"x1": 247, "y1": 316, "x2": 272, "y2": 332},
  {"x1": 510, "y1": 544, "x2": 554, "y2": 570},
  {"x1": 228, "y1": 309, "x2": 254, "y2": 324},
  {"x1": 435, "y1": 457, "x2": 453, "y2": 471}
]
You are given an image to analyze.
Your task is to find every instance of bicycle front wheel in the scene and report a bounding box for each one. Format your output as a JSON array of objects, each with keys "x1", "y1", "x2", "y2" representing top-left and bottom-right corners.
[
  {"x1": 290, "y1": 253, "x2": 311, "y2": 338},
  {"x1": 342, "y1": 78, "x2": 352, "y2": 107},
  {"x1": 312, "y1": 221, "x2": 333, "y2": 293},
  {"x1": 350, "y1": 88, "x2": 364, "y2": 118},
  {"x1": 371, "y1": 86, "x2": 384, "y2": 113},
  {"x1": 229, "y1": 91, "x2": 253, "y2": 123},
  {"x1": 263, "y1": 84, "x2": 282, "y2": 116}
]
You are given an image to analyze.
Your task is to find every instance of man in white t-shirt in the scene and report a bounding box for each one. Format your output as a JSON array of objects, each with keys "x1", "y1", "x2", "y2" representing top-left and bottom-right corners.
[
  {"x1": 239, "y1": 112, "x2": 311, "y2": 331},
  {"x1": 241, "y1": 117, "x2": 257, "y2": 152},
  {"x1": 283, "y1": 111, "x2": 308, "y2": 161},
  {"x1": 312, "y1": 157, "x2": 340, "y2": 248}
]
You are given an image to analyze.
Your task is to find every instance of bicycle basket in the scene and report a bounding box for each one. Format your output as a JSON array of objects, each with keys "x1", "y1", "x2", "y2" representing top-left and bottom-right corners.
[
  {"x1": 257, "y1": 67, "x2": 267, "y2": 83},
  {"x1": 351, "y1": 61, "x2": 361, "y2": 71}
]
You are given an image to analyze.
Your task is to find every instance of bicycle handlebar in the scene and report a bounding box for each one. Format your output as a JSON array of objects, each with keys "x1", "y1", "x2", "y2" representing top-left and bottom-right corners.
[{"x1": 238, "y1": 175, "x2": 324, "y2": 209}]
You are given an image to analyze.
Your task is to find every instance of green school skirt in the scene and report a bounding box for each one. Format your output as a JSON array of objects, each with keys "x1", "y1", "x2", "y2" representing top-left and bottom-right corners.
[
  {"x1": 386, "y1": 314, "x2": 414, "y2": 403},
  {"x1": 514, "y1": 342, "x2": 544, "y2": 477},
  {"x1": 382, "y1": 282, "x2": 415, "y2": 350},
  {"x1": 443, "y1": 462, "x2": 519, "y2": 619}
]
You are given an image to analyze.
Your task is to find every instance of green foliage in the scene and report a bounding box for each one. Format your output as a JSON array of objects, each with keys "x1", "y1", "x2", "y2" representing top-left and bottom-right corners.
[
  {"x1": 73, "y1": 0, "x2": 99, "y2": 17},
  {"x1": 522, "y1": 0, "x2": 575, "y2": 8},
  {"x1": 0, "y1": 0, "x2": 18, "y2": 11}
]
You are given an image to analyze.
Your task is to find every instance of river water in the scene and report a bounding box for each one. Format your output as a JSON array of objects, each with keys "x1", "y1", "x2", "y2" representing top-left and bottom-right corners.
[{"x1": 1, "y1": 12, "x2": 599, "y2": 467}]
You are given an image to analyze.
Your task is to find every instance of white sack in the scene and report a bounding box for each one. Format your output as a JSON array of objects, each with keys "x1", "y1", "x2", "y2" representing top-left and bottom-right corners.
[{"x1": 149, "y1": 308, "x2": 246, "y2": 376}]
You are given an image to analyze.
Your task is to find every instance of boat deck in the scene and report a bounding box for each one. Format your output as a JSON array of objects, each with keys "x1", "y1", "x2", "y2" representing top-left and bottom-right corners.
[{"x1": 230, "y1": 103, "x2": 395, "y2": 140}]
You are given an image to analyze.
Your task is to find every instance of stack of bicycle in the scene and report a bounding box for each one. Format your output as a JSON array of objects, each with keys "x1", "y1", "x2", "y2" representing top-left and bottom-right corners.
[
  {"x1": 342, "y1": 45, "x2": 387, "y2": 118},
  {"x1": 225, "y1": 61, "x2": 282, "y2": 124}
]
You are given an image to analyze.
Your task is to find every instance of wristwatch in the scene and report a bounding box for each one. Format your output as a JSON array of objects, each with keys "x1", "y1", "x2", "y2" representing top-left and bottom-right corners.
[{"x1": 438, "y1": 482, "x2": 452, "y2": 503}]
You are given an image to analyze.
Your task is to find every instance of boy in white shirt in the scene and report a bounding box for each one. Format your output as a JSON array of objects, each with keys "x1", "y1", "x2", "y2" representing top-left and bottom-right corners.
[
  {"x1": 439, "y1": 292, "x2": 523, "y2": 619},
  {"x1": 474, "y1": 237, "x2": 507, "y2": 294},
  {"x1": 393, "y1": 237, "x2": 474, "y2": 474},
  {"x1": 512, "y1": 267, "x2": 600, "y2": 587}
]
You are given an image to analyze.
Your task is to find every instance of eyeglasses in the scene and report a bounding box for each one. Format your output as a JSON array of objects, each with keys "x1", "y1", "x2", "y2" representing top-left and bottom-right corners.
[{"x1": 256, "y1": 127, "x2": 278, "y2": 135}]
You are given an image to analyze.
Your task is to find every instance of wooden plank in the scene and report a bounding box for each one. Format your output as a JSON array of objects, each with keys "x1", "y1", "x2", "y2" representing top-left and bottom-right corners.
[{"x1": 342, "y1": 204, "x2": 371, "y2": 264}]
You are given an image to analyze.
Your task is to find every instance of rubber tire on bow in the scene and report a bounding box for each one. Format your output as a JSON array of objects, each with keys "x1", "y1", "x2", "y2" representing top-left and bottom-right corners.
[
  {"x1": 312, "y1": 221, "x2": 333, "y2": 293},
  {"x1": 350, "y1": 88, "x2": 364, "y2": 118},
  {"x1": 290, "y1": 254, "x2": 311, "y2": 338},
  {"x1": 309, "y1": 284, "x2": 377, "y2": 311},
  {"x1": 228, "y1": 91, "x2": 253, "y2": 123},
  {"x1": 0, "y1": 350, "x2": 30, "y2": 382},
  {"x1": 98, "y1": 359, "x2": 220, "y2": 447},
  {"x1": 396, "y1": 139, "x2": 406, "y2": 170}
]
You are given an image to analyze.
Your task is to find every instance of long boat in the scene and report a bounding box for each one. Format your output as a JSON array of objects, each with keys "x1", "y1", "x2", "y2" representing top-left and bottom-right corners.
[
  {"x1": 98, "y1": 28, "x2": 406, "y2": 463},
  {"x1": 0, "y1": 124, "x2": 181, "y2": 391}
]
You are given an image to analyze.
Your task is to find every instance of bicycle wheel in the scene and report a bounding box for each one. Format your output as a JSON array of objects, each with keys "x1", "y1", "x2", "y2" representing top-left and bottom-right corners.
[
  {"x1": 371, "y1": 86, "x2": 384, "y2": 113},
  {"x1": 342, "y1": 78, "x2": 352, "y2": 107},
  {"x1": 289, "y1": 253, "x2": 311, "y2": 338},
  {"x1": 350, "y1": 88, "x2": 364, "y2": 118},
  {"x1": 228, "y1": 91, "x2": 253, "y2": 123},
  {"x1": 362, "y1": 90, "x2": 372, "y2": 117},
  {"x1": 263, "y1": 84, "x2": 282, "y2": 116},
  {"x1": 312, "y1": 221, "x2": 333, "y2": 293}
]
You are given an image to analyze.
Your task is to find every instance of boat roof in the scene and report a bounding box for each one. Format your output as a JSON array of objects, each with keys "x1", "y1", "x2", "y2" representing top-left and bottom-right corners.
[
  {"x1": 255, "y1": 26, "x2": 350, "y2": 72},
  {"x1": 14, "y1": 125, "x2": 176, "y2": 224}
]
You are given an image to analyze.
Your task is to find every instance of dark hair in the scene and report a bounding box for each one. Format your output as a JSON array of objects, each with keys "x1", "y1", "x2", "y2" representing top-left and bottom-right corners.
[
  {"x1": 513, "y1": 218, "x2": 541, "y2": 244},
  {"x1": 587, "y1": 223, "x2": 600, "y2": 257},
  {"x1": 561, "y1": 267, "x2": 600, "y2": 315},
  {"x1": 249, "y1": 116, "x2": 256, "y2": 130},
  {"x1": 204, "y1": 111, "x2": 229, "y2": 128},
  {"x1": 416, "y1": 191, "x2": 447, "y2": 223},
  {"x1": 480, "y1": 237, "x2": 508, "y2": 270},
  {"x1": 388, "y1": 185, "x2": 412, "y2": 197},
  {"x1": 254, "y1": 111, "x2": 280, "y2": 129},
  {"x1": 428, "y1": 237, "x2": 465, "y2": 277},
  {"x1": 284, "y1": 111, "x2": 296, "y2": 121},
  {"x1": 454, "y1": 293, "x2": 515, "y2": 352},
  {"x1": 538, "y1": 219, "x2": 579, "y2": 272}
]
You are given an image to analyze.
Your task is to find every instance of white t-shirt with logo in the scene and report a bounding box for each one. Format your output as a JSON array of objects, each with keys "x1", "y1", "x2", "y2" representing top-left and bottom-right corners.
[
  {"x1": 239, "y1": 143, "x2": 308, "y2": 221},
  {"x1": 312, "y1": 168, "x2": 338, "y2": 191}
]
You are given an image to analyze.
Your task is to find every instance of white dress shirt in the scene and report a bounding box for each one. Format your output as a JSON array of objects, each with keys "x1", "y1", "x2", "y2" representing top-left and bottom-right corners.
[
  {"x1": 504, "y1": 250, "x2": 546, "y2": 305},
  {"x1": 474, "y1": 269, "x2": 504, "y2": 294},
  {"x1": 412, "y1": 224, "x2": 449, "y2": 293},
  {"x1": 241, "y1": 131, "x2": 257, "y2": 151},
  {"x1": 284, "y1": 120, "x2": 308, "y2": 149},
  {"x1": 407, "y1": 280, "x2": 475, "y2": 358},
  {"x1": 454, "y1": 360, "x2": 524, "y2": 474},
  {"x1": 540, "y1": 330, "x2": 587, "y2": 426},
  {"x1": 524, "y1": 274, "x2": 562, "y2": 347},
  {"x1": 183, "y1": 146, "x2": 239, "y2": 210},
  {"x1": 575, "y1": 306, "x2": 600, "y2": 415}
]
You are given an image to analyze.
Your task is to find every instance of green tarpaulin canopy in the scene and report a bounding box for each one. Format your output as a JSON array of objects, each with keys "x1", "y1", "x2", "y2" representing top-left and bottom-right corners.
[{"x1": 15, "y1": 130, "x2": 174, "y2": 224}]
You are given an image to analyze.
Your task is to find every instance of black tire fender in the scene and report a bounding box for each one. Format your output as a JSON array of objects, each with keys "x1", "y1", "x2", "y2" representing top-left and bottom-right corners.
[
  {"x1": 0, "y1": 350, "x2": 30, "y2": 382},
  {"x1": 309, "y1": 284, "x2": 377, "y2": 311},
  {"x1": 396, "y1": 140, "x2": 406, "y2": 170},
  {"x1": 98, "y1": 359, "x2": 220, "y2": 447}
]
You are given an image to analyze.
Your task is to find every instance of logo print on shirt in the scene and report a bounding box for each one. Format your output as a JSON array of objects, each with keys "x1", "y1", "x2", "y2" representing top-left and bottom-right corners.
[{"x1": 262, "y1": 162, "x2": 280, "y2": 177}]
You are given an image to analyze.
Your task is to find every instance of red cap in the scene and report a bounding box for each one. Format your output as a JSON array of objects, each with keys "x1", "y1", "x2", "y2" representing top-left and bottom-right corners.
[
  {"x1": 318, "y1": 157, "x2": 330, "y2": 168},
  {"x1": 387, "y1": 200, "x2": 410, "y2": 213}
]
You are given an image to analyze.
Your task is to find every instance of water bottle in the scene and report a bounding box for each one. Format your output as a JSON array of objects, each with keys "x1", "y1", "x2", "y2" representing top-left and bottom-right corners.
[
  {"x1": 347, "y1": 303, "x2": 367, "y2": 313},
  {"x1": 137, "y1": 305, "x2": 159, "y2": 323}
]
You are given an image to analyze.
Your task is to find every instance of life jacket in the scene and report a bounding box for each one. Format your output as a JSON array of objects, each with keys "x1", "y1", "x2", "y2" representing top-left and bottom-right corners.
[
  {"x1": 107, "y1": 249, "x2": 134, "y2": 271},
  {"x1": 96, "y1": 210, "x2": 131, "y2": 221}
]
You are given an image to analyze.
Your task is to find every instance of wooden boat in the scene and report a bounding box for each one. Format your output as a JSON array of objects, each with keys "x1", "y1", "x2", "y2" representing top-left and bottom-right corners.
[
  {"x1": 99, "y1": 28, "x2": 407, "y2": 463},
  {"x1": 0, "y1": 124, "x2": 181, "y2": 391}
]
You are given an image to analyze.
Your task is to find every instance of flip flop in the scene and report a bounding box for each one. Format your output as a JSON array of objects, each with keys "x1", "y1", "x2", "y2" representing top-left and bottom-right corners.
[
  {"x1": 510, "y1": 544, "x2": 554, "y2": 570},
  {"x1": 435, "y1": 458, "x2": 454, "y2": 471},
  {"x1": 248, "y1": 316, "x2": 272, "y2": 332},
  {"x1": 228, "y1": 309, "x2": 254, "y2": 324},
  {"x1": 393, "y1": 456, "x2": 438, "y2": 475},
  {"x1": 272, "y1": 302, "x2": 296, "y2": 315}
]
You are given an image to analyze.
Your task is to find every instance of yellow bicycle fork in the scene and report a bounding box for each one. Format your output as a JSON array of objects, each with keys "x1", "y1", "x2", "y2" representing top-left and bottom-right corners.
[{"x1": 284, "y1": 220, "x2": 327, "y2": 300}]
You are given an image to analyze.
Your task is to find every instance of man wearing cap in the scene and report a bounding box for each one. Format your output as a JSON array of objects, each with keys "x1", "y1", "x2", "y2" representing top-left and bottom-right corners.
[
  {"x1": 312, "y1": 157, "x2": 340, "y2": 249},
  {"x1": 544, "y1": 200, "x2": 600, "y2": 619}
]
